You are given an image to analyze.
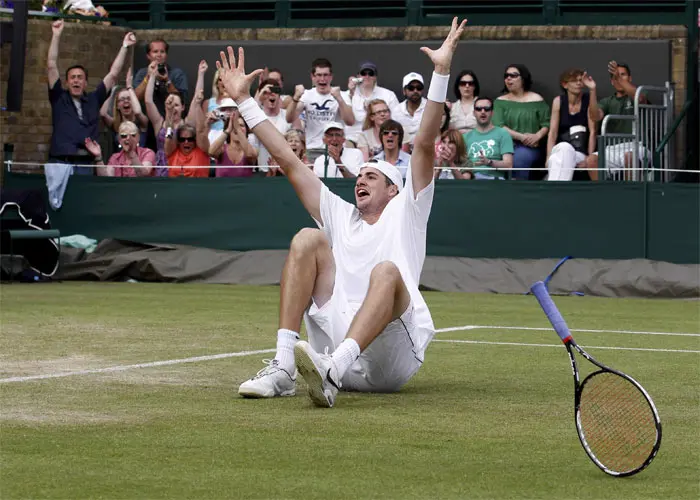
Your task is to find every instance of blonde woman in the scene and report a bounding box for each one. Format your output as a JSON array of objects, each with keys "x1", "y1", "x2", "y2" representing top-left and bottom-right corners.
[
  {"x1": 203, "y1": 68, "x2": 230, "y2": 138},
  {"x1": 434, "y1": 129, "x2": 471, "y2": 180},
  {"x1": 87, "y1": 121, "x2": 156, "y2": 177},
  {"x1": 356, "y1": 99, "x2": 391, "y2": 161},
  {"x1": 267, "y1": 129, "x2": 308, "y2": 177}
]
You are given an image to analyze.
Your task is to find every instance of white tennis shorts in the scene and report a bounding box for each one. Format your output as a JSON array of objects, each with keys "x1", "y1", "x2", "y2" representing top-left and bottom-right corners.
[{"x1": 303, "y1": 288, "x2": 423, "y2": 393}]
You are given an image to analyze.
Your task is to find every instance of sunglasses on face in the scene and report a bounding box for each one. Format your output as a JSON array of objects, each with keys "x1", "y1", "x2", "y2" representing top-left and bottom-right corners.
[
  {"x1": 406, "y1": 85, "x2": 424, "y2": 92},
  {"x1": 459, "y1": 80, "x2": 475, "y2": 87},
  {"x1": 382, "y1": 130, "x2": 399, "y2": 137},
  {"x1": 371, "y1": 108, "x2": 390, "y2": 116},
  {"x1": 120, "y1": 133, "x2": 138, "y2": 139},
  {"x1": 117, "y1": 96, "x2": 131, "y2": 102},
  {"x1": 325, "y1": 132, "x2": 344, "y2": 139},
  {"x1": 504, "y1": 72, "x2": 521, "y2": 79},
  {"x1": 474, "y1": 106, "x2": 492, "y2": 112},
  {"x1": 178, "y1": 136, "x2": 195, "y2": 143},
  {"x1": 360, "y1": 70, "x2": 375, "y2": 77}
]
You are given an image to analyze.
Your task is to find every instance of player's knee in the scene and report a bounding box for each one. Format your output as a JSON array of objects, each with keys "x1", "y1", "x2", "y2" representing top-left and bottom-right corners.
[
  {"x1": 370, "y1": 261, "x2": 402, "y2": 285},
  {"x1": 290, "y1": 228, "x2": 328, "y2": 254}
]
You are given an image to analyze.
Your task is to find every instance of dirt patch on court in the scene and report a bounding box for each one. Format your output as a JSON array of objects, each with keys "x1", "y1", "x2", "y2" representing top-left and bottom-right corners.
[
  {"x1": 0, "y1": 407, "x2": 135, "y2": 425},
  {"x1": 0, "y1": 354, "x2": 107, "y2": 378}
]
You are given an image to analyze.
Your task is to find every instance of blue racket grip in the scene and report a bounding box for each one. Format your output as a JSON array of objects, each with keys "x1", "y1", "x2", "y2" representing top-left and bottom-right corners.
[{"x1": 531, "y1": 281, "x2": 573, "y2": 343}]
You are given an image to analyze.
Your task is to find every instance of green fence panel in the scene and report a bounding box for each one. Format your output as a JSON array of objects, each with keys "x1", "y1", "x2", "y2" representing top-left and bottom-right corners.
[{"x1": 4, "y1": 173, "x2": 698, "y2": 264}]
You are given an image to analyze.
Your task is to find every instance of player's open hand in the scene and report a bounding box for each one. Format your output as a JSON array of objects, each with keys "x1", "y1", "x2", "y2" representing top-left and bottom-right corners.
[
  {"x1": 420, "y1": 17, "x2": 467, "y2": 74},
  {"x1": 216, "y1": 46, "x2": 263, "y2": 103}
]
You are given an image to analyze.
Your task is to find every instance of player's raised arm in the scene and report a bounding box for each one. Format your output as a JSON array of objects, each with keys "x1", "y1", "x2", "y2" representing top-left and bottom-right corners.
[
  {"x1": 411, "y1": 18, "x2": 467, "y2": 195},
  {"x1": 217, "y1": 47, "x2": 324, "y2": 222}
]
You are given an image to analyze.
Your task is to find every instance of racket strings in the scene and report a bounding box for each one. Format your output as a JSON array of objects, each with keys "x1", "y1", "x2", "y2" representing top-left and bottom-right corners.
[{"x1": 578, "y1": 372, "x2": 657, "y2": 473}]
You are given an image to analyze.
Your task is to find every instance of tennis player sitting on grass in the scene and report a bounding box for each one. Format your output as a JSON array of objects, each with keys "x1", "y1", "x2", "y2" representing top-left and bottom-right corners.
[{"x1": 218, "y1": 18, "x2": 467, "y2": 408}]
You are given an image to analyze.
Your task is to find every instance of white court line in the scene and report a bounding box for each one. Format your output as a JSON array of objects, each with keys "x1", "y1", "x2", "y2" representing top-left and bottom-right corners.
[
  {"x1": 433, "y1": 339, "x2": 700, "y2": 354},
  {"x1": 1, "y1": 323, "x2": 698, "y2": 384},
  {"x1": 0, "y1": 349, "x2": 275, "y2": 384},
  {"x1": 440, "y1": 324, "x2": 700, "y2": 337}
]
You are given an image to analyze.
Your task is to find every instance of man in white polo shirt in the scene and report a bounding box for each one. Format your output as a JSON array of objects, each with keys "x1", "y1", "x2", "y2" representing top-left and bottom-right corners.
[
  {"x1": 220, "y1": 17, "x2": 467, "y2": 408},
  {"x1": 392, "y1": 72, "x2": 427, "y2": 152},
  {"x1": 312, "y1": 122, "x2": 364, "y2": 178}
]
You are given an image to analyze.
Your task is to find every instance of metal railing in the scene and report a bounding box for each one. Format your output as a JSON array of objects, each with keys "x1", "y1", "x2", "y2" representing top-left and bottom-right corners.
[{"x1": 597, "y1": 82, "x2": 674, "y2": 182}]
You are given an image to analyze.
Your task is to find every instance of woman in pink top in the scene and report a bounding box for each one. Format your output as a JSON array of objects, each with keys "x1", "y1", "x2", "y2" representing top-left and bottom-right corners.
[
  {"x1": 86, "y1": 121, "x2": 156, "y2": 177},
  {"x1": 209, "y1": 110, "x2": 258, "y2": 177}
]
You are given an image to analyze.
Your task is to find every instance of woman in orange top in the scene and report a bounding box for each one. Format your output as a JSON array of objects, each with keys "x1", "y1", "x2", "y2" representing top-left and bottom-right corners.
[{"x1": 165, "y1": 123, "x2": 210, "y2": 177}]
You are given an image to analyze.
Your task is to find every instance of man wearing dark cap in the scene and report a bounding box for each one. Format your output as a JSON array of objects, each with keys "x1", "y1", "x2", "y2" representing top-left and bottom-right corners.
[{"x1": 344, "y1": 61, "x2": 399, "y2": 144}]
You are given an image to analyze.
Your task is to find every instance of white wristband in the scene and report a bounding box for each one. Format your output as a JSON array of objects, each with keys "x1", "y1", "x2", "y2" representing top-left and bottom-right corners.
[
  {"x1": 427, "y1": 71, "x2": 450, "y2": 103},
  {"x1": 237, "y1": 97, "x2": 267, "y2": 130}
]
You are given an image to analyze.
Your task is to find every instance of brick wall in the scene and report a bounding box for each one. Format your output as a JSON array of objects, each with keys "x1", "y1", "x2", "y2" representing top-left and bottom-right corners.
[{"x1": 0, "y1": 20, "x2": 688, "y2": 176}]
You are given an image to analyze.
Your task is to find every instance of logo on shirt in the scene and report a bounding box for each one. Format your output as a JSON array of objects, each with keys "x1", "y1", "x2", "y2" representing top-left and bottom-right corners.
[
  {"x1": 468, "y1": 139, "x2": 496, "y2": 158},
  {"x1": 310, "y1": 99, "x2": 334, "y2": 111}
]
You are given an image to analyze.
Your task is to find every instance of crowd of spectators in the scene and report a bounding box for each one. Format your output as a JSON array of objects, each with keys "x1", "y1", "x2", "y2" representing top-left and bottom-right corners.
[{"x1": 45, "y1": 20, "x2": 648, "y2": 199}]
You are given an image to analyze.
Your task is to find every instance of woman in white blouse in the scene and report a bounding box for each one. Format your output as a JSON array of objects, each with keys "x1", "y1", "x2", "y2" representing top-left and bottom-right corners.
[
  {"x1": 449, "y1": 69, "x2": 479, "y2": 134},
  {"x1": 356, "y1": 99, "x2": 391, "y2": 161}
]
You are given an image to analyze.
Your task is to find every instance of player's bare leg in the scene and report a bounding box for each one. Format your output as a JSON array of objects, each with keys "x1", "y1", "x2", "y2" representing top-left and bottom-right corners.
[
  {"x1": 239, "y1": 228, "x2": 334, "y2": 398},
  {"x1": 295, "y1": 261, "x2": 410, "y2": 407}
]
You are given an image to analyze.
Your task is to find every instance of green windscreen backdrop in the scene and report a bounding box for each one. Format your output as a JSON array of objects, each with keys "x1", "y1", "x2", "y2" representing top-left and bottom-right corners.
[{"x1": 4, "y1": 173, "x2": 699, "y2": 264}]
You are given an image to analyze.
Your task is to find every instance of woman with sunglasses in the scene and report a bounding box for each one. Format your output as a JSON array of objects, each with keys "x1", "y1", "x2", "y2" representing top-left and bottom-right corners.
[
  {"x1": 88, "y1": 121, "x2": 155, "y2": 177},
  {"x1": 267, "y1": 129, "x2": 308, "y2": 177},
  {"x1": 344, "y1": 62, "x2": 399, "y2": 145},
  {"x1": 100, "y1": 68, "x2": 148, "y2": 148},
  {"x1": 356, "y1": 99, "x2": 391, "y2": 161},
  {"x1": 449, "y1": 69, "x2": 479, "y2": 134},
  {"x1": 493, "y1": 64, "x2": 550, "y2": 180}
]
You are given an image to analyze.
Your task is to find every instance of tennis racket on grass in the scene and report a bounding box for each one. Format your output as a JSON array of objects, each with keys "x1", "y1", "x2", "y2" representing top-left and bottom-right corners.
[{"x1": 530, "y1": 281, "x2": 662, "y2": 477}]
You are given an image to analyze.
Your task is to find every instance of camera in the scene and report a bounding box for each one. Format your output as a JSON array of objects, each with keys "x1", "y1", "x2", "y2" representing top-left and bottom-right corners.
[
  {"x1": 157, "y1": 63, "x2": 166, "y2": 76},
  {"x1": 350, "y1": 77, "x2": 364, "y2": 85},
  {"x1": 269, "y1": 85, "x2": 282, "y2": 95}
]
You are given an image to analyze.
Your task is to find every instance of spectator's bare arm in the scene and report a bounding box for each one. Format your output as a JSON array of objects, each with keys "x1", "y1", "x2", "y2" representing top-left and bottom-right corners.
[
  {"x1": 47, "y1": 20, "x2": 63, "y2": 88},
  {"x1": 104, "y1": 33, "x2": 137, "y2": 92},
  {"x1": 546, "y1": 96, "x2": 560, "y2": 161},
  {"x1": 144, "y1": 63, "x2": 164, "y2": 133}
]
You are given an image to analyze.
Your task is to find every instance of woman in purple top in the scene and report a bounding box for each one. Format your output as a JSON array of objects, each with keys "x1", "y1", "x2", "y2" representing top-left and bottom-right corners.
[{"x1": 209, "y1": 110, "x2": 258, "y2": 177}]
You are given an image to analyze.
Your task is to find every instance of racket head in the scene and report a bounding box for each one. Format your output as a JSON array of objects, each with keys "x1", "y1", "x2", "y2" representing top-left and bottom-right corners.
[{"x1": 575, "y1": 369, "x2": 662, "y2": 477}]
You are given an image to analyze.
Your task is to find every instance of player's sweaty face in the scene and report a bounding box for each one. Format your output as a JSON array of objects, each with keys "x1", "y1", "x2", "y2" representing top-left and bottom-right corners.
[{"x1": 355, "y1": 167, "x2": 394, "y2": 212}]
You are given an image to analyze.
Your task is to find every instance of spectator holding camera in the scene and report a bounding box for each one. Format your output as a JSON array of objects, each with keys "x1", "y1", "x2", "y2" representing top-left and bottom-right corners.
[
  {"x1": 372, "y1": 119, "x2": 411, "y2": 178},
  {"x1": 250, "y1": 78, "x2": 291, "y2": 170},
  {"x1": 356, "y1": 99, "x2": 391, "y2": 161},
  {"x1": 100, "y1": 68, "x2": 148, "y2": 148},
  {"x1": 287, "y1": 58, "x2": 355, "y2": 163},
  {"x1": 134, "y1": 39, "x2": 188, "y2": 149},
  {"x1": 344, "y1": 62, "x2": 399, "y2": 144},
  {"x1": 203, "y1": 68, "x2": 231, "y2": 140},
  {"x1": 210, "y1": 110, "x2": 258, "y2": 178},
  {"x1": 87, "y1": 121, "x2": 155, "y2": 177},
  {"x1": 546, "y1": 69, "x2": 598, "y2": 181},
  {"x1": 493, "y1": 64, "x2": 550, "y2": 180}
]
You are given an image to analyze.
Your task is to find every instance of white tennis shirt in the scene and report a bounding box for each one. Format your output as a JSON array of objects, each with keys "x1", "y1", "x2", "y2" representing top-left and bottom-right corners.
[{"x1": 315, "y1": 168, "x2": 436, "y2": 359}]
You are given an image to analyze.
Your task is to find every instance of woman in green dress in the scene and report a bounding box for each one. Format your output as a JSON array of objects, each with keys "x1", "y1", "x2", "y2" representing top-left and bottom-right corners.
[{"x1": 493, "y1": 64, "x2": 550, "y2": 179}]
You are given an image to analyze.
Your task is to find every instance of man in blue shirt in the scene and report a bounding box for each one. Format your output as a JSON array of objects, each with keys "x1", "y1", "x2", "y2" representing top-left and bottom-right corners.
[{"x1": 47, "y1": 20, "x2": 137, "y2": 175}]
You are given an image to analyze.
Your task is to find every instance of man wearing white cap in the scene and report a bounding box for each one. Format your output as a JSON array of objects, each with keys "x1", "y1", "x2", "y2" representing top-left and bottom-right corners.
[
  {"x1": 217, "y1": 17, "x2": 467, "y2": 407},
  {"x1": 312, "y1": 122, "x2": 363, "y2": 178},
  {"x1": 392, "y1": 72, "x2": 428, "y2": 151}
]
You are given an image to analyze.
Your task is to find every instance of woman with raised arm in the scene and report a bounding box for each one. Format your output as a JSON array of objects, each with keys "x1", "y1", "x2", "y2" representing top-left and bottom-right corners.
[
  {"x1": 145, "y1": 61, "x2": 185, "y2": 176},
  {"x1": 100, "y1": 67, "x2": 149, "y2": 148},
  {"x1": 209, "y1": 109, "x2": 258, "y2": 177}
]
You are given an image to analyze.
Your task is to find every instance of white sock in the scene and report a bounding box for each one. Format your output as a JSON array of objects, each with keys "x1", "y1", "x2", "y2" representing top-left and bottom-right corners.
[
  {"x1": 273, "y1": 329, "x2": 299, "y2": 373},
  {"x1": 331, "y1": 338, "x2": 361, "y2": 379}
]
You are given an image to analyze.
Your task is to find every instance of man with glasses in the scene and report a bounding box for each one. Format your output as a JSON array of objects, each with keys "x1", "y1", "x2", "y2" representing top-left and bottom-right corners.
[
  {"x1": 344, "y1": 61, "x2": 399, "y2": 144},
  {"x1": 464, "y1": 97, "x2": 513, "y2": 180},
  {"x1": 287, "y1": 58, "x2": 355, "y2": 164},
  {"x1": 373, "y1": 120, "x2": 411, "y2": 178},
  {"x1": 312, "y1": 123, "x2": 363, "y2": 178},
  {"x1": 392, "y1": 72, "x2": 427, "y2": 152},
  {"x1": 250, "y1": 78, "x2": 291, "y2": 172}
]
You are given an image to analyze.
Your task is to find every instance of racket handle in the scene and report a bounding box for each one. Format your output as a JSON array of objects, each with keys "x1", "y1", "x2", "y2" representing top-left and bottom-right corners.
[{"x1": 531, "y1": 281, "x2": 573, "y2": 343}]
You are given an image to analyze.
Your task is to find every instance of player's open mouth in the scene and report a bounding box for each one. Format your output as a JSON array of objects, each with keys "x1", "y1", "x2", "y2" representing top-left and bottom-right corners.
[{"x1": 356, "y1": 188, "x2": 369, "y2": 198}]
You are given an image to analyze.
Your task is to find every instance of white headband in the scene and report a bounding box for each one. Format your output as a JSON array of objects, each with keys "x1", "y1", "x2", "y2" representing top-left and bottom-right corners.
[{"x1": 362, "y1": 160, "x2": 403, "y2": 192}]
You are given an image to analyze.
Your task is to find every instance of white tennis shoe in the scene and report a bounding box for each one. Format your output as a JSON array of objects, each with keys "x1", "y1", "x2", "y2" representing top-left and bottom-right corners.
[
  {"x1": 294, "y1": 341, "x2": 341, "y2": 408},
  {"x1": 238, "y1": 359, "x2": 296, "y2": 398}
]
